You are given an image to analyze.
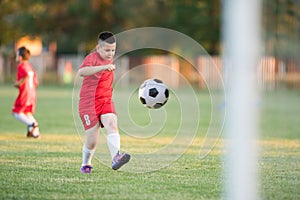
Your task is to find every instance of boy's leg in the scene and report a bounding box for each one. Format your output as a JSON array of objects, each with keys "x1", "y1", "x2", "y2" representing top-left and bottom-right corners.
[
  {"x1": 26, "y1": 114, "x2": 40, "y2": 137},
  {"x1": 81, "y1": 124, "x2": 100, "y2": 173},
  {"x1": 101, "y1": 113, "x2": 120, "y2": 159},
  {"x1": 101, "y1": 113, "x2": 130, "y2": 170},
  {"x1": 13, "y1": 112, "x2": 35, "y2": 125},
  {"x1": 26, "y1": 114, "x2": 38, "y2": 124},
  {"x1": 13, "y1": 113, "x2": 40, "y2": 138}
]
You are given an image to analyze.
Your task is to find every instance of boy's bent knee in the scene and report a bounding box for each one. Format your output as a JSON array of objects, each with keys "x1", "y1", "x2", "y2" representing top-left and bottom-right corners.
[{"x1": 101, "y1": 113, "x2": 118, "y2": 132}]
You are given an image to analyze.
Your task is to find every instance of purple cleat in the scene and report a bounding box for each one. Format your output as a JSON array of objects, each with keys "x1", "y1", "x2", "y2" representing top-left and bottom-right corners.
[
  {"x1": 112, "y1": 151, "x2": 131, "y2": 170},
  {"x1": 80, "y1": 165, "x2": 92, "y2": 174}
]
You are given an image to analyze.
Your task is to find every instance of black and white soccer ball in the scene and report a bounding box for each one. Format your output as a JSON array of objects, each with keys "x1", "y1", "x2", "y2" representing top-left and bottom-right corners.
[{"x1": 138, "y1": 78, "x2": 169, "y2": 109}]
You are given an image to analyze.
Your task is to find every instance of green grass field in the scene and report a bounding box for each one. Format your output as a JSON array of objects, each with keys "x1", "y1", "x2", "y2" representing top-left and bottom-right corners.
[{"x1": 0, "y1": 85, "x2": 299, "y2": 199}]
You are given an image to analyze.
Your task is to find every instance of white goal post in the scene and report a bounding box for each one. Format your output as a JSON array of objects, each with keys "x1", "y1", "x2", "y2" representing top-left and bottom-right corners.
[{"x1": 222, "y1": 0, "x2": 261, "y2": 200}]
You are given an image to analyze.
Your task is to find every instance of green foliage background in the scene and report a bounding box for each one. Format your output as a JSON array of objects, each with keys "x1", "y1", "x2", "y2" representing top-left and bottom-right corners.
[{"x1": 1, "y1": 0, "x2": 300, "y2": 57}]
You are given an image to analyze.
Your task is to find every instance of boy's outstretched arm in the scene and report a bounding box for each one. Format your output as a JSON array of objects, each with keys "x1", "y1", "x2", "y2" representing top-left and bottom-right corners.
[
  {"x1": 78, "y1": 64, "x2": 115, "y2": 77},
  {"x1": 14, "y1": 77, "x2": 26, "y2": 88}
]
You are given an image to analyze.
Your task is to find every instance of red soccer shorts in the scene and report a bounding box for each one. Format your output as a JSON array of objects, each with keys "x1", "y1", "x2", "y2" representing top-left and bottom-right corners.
[
  {"x1": 12, "y1": 104, "x2": 34, "y2": 114},
  {"x1": 79, "y1": 99, "x2": 116, "y2": 130}
]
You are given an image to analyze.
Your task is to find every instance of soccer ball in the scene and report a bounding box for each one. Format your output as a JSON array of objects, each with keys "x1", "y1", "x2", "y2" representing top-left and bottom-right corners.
[{"x1": 138, "y1": 78, "x2": 169, "y2": 109}]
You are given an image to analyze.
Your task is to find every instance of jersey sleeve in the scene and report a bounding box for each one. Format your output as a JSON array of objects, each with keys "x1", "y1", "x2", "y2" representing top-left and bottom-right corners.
[
  {"x1": 17, "y1": 64, "x2": 28, "y2": 81},
  {"x1": 80, "y1": 53, "x2": 95, "y2": 69}
]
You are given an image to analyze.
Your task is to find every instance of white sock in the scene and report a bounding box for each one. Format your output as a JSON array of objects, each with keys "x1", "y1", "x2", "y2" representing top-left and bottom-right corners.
[
  {"x1": 13, "y1": 113, "x2": 35, "y2": 126},
  {"x1": 27, "y1": 115, "x2": 38, "y2": 124},
  {"x1": 107, "y1": 133, "x2": 120, "y2": 160},
  {"x1": 82, "y1": 145, "x2": 95, "y2": 166}
]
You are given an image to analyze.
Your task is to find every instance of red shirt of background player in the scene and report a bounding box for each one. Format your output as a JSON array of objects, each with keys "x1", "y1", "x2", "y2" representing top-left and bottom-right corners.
[
  {"x1": 12, "y1": 62, "x2": 39, "y2": 113},
  {"x1": 78, "y1": 51, "x2": 116, "y2": 130}
]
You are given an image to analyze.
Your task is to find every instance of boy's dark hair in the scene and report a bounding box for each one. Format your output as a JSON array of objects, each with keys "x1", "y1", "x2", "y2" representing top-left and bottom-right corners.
[
  {"x1": 98, "y1": 31, "x2": 116, "y2": 44},
  {"x1": 18, "y1": 46, "x2": 31, "y2": 60}
]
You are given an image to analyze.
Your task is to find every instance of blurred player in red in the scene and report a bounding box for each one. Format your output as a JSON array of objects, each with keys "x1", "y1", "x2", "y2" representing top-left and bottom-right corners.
[
  {"x1": 12, "y1": 46, "x2": 40, "y2": 138},
  {"x1": 78, "y1": 32, "x2": 130, "y2": 173}
]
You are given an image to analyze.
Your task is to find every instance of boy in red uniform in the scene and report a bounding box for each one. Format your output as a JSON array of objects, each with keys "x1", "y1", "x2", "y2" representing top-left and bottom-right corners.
[
  {"x1": 79, "y1": 32, "x2": 130, "y2": 173},
  {"x1": 12, "y1": 46, "x2": 40, "y2": 138}
]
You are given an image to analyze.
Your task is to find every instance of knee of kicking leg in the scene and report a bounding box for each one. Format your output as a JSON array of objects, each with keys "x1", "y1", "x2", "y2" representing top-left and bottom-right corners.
[
  {"x1": 105, "y1": 121, "x2": 118, "y2": 133},
  {"x1": 103, "y1": 117, "x2": 118, "y2": 133}
]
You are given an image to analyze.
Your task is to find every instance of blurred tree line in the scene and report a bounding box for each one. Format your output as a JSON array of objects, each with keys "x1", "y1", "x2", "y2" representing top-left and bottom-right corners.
[
  {"x1": 263, "y1": 0, "x2": 300, "y2": 60},
  {"x1": 0, "y1": 0, "x2": 220, "y2": 54},
  {"x1": 0, "y1": 0, "x2": 299, "y2": 58}
]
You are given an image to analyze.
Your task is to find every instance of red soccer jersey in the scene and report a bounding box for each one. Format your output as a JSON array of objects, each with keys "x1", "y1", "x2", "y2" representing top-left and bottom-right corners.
[
  {"x1": 79, "y1": 51, "x2": 114, "y2": 115},
  {"x1": 12, "y1": 62, "x2": 39, "y2": 113}
]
